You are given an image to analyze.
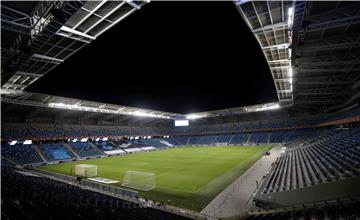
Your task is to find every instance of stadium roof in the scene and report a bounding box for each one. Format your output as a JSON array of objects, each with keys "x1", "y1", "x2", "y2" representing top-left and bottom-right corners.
[
  {"x1": 236, "y1": 0, "x2": 294, "y2": 104},
  {"x1": 235, "y1": 1, "x2": 360, "y2": 114},
  {"x1": 2, "y1": 1, "x2": 360, "y2": 125},
  {"x1": 1, "y1": 1, "x2": 145, "y2": 90}
]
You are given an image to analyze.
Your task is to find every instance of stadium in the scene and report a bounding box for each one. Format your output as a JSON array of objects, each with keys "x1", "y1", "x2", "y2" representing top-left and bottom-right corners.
[{"x1": 1, "y1": 1, "x2": 360, "y2": 220}]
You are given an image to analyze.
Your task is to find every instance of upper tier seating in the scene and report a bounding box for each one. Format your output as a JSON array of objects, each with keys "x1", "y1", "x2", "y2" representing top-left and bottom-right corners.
[{"x1": 2, "y1": 107, "x2": 359, "y2": 140}]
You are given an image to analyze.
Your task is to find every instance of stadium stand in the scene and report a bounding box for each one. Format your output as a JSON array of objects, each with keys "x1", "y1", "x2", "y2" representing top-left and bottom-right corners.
[
  {"x1": 92, "y1": 140, "x2": 117, "y2": 151},
  {"x1": 68, "y1": 142, "x2": 103, "y2": 158},
  {"x1": 1, "y1": 167, "x2": 190, "y2": 220},
  {"x1": 242, "y1": 200, "x2": 360, "y2": 220},
  {"x1": 2, "y1": 107, "x2": 360, "y2": 141},
  {"x1": 1, "y1": 142, "x2": 44, "y2": 164},
  {"x1": 253, "y1": 125, "x2": 360, "y2": 209},
  {"x1": 38, "y1": 143, "x2": 76, "y2": 161},
  {"x1": 2, "y1": 124, "x2": 359, "y2": 166},
  {"x1": 198, "y1": 135, "x2": 218, "y2": 145}
]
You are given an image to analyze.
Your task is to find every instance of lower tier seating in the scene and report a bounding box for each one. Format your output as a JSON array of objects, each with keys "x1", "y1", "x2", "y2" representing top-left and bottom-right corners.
[
  {"x1": 1, "y1": 167, "x2": 189, "y2": 220},
  {"x1": 68, "y1": 142, "x2": 103, "y2": 157},
  {"x1": 261, "y1": 127, "x2": 360, "y2": 194},
  {"x1": 1, "y1": 143, "x2": 43, "y2": 164},
  {"x1": 38, "y1": 143, "x2": 76, "y2": 161}
]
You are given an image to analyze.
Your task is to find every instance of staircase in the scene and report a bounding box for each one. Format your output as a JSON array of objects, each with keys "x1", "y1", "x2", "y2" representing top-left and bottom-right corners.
[
  {"x1": 32, "y1": 144, "x2": 47, "y2": 162},
  {"x1": 109, "y1": 140, "x2": 117, "y2": 147},
  {"x1": 267, "y1": 133, "x2": 271, "y2": 143},
  {"x1": 64, "y1": 143, "x2": 80, "y2": 158},
  {"x1": 228, "y1": 135, "x2": 235, "y2": 145},
  {"x1": 246, "y1": 133, "x2": 252, "y2": 143},
  {"x1": 89, "y1": 142, "x2": 105, "y2": 155}
]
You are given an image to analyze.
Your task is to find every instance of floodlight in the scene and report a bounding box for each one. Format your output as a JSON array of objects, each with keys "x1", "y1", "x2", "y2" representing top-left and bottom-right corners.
[
  {"x1": 289, "y1": 67, "x2": 293, "y2": 77},
  {"x1": 48, "y1": 102, "x2": 170, "y2": 119},
  {"x1": 72, "y1": 138, "x2": 78, "y2": 142},
  {"x1": 148, "y1": 136, "x2": 151, "y2": 139},
  {"x1": 288, "y1": 48, "x2": 292, "y2": 59},
  {"x1": 10, "y1": 141, "x2": 17, "y2": 146},
  {"x1": 287, "y1": 7, "x2": 294, "y2": 27},
  {"x1": 186, "y1": 114, "x2": 205, "y2": 119},
  {"x1": 102, "y1": 137, "x2": 108, "y2": 141},
  {"x1": 255, "y1": 103, "x2": 280, "y2": 112},
  {"x1": 81, "y1": 138, "x2": 88, "y2": 142},
  {"x1": 95, "y1": 138, "x2": 100, "y2": 141},
  {"x1": 23, "y1": 140, "x2": 32, "y2": 145},
  {"x1": 135, "y1": 136, "x2": 139, "y2": 140}
]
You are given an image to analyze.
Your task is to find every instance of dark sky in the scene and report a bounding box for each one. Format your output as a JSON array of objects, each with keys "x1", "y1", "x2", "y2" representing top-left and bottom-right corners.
[{"x1": 27, "y1": 1, "x2": 277, "y2": 114}]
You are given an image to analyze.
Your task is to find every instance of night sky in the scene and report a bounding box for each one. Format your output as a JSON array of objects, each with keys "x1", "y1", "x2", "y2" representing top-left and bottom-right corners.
[{"x1": 27, "y1": 1, "x2": 277, "y2": 114}]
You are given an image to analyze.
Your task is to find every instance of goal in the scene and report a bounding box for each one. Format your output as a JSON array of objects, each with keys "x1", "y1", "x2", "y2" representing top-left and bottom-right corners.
[
  {"x1": 122, "y1": 171, "x2": 155, "y2": 191},
  {"x1": 75, "y1": 164, "x2": 97, "y2": 177}
]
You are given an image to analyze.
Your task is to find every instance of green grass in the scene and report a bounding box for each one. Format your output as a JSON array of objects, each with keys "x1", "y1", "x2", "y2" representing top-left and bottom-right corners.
[{"x1": 37, "y1": 146, "x2": 271, "y2": 211}]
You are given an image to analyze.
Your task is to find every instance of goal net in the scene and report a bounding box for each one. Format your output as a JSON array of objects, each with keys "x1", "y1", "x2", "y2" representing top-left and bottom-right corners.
[
  {"x1": 122, "y1": 171, "x2": 155, "y2": 191},
  {"x1": 75, "y1": 164, "x2": 97, "y2": 177}
]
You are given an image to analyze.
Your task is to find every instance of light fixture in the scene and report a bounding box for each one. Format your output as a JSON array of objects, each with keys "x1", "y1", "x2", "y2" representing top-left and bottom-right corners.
[{"x1": 287, "y1": 7, "x2": 294, "y2": 28}]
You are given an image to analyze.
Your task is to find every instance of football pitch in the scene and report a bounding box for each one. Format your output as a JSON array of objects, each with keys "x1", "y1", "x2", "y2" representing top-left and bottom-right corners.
[{"x1": 38, "y1": 146, "x2": 271, "y2": 211}]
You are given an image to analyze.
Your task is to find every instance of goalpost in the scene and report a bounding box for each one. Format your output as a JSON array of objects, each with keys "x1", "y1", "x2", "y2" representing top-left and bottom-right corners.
[
  {"x1": 122, "y1": 171, "x2": 155, "y2": 191},
  {"x1": 75, "y1": 164, "x2": 97, "y2": 177}
]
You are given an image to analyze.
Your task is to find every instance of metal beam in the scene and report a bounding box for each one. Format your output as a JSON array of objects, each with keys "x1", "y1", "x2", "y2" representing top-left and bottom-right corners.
[
  {"x1": 253, "y1": 21, "x2": 288, "y2": 34},
  {"x1": 263, "y1": 43, "x2": 290, "y2": 50},
  {"x1": 304, "y1": 14, "x2": 360, "y2": 32},
  {"x1": 298, "y1": 67, "x2": 360, "y2": 73},
  {"x1": 15, "y1": 71, "x2": 42, "y2": 78},
  {"x1": 59, "y1": 26, "x2": 96, "y2": 40},
  {"x1": 32, "y1": 54, "x2": 64, "y2": 63},
  {"x1": 297, "y1": 60, "x2": 360, "y2": 66},
  {"x1": 300, "y1": 40, "x2": 360, "y2": 53},
  {"x1": 297, "y1": 81, "x2": 353, "y2": 85}
]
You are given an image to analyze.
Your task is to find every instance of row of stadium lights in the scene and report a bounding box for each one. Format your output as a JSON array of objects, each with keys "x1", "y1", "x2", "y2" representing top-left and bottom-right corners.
[
  {"x1": 48, "y1": 102, "x2": 171, "y2": 119},
  {"x1": 9, "y1": 140, "x2": 32, "y2": 145},
  {"x1": 128, "y1": 135, "x2": 170, "y2": 140},
  {"x1": 67, "y1": 138, "x2": 109, "y2": 142},
  {"x1": 48, "y1": 103, "x2": 208, "y2": 120},
  {"x1": 288, "y1": 6, "x2": 294, "y2": 93},
  {"x1": 8, "y1": 136, "x2": 173, "y2": 145},
  {"x1": 8, "y1": 138, "x2": 110, "y2": 146}
]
